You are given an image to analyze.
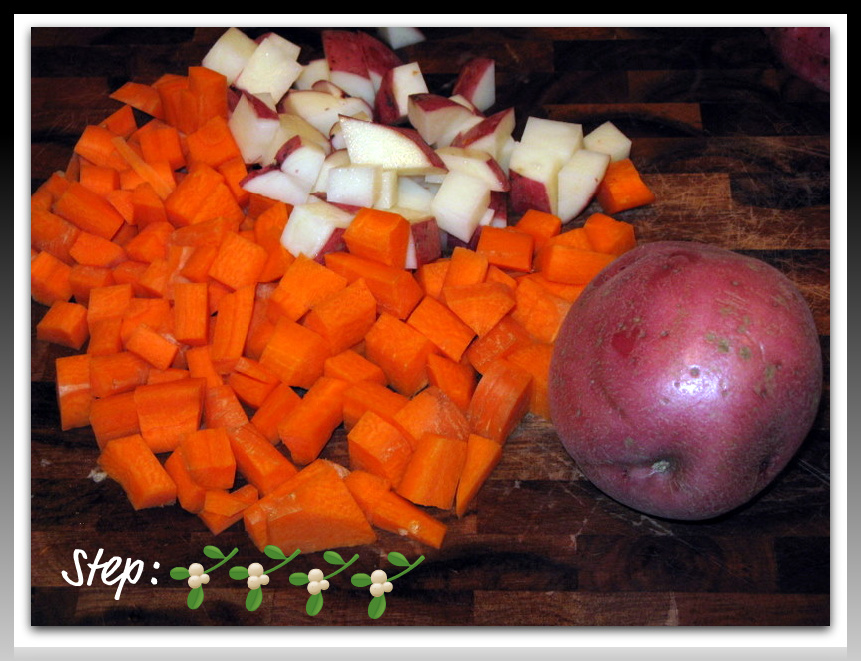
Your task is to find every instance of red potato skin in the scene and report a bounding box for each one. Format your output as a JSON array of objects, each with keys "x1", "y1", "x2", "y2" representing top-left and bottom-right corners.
[
  {"x1": 765, "y1": 27, "x2": 830, "y2": 92},
  {"x1": 548, "y1": 241, "x2": 823, "y2": 520}
]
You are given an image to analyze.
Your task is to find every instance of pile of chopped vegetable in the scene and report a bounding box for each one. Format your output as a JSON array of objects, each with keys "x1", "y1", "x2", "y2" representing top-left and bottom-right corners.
[{"x1": 31, "y1": 27, "x2": 654, "y2": 554}]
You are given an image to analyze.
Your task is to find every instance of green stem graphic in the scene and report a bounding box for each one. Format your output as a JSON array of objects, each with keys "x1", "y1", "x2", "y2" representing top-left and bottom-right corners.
[
  {"x1": 324, "y1": 553, "x2": 359, "y2": 580},
  {"x1": 205, "y1": 547, "x2": 238, "y2": 574},
  {"x1": 388, "y1": 554, "x2": 424, "y2": 581},
  {"x1": 263, "y1": 548, "x2": 301, "y2": 574}
]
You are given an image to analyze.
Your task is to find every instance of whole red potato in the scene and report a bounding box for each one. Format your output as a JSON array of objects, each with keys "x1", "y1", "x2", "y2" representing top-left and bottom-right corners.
[{"x1": 548, "y1": 241, "x2": 823, "y2": 520}]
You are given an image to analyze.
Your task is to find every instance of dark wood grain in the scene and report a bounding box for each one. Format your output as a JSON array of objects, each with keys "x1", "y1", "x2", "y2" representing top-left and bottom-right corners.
[{"x1": 29, "y1": 26, "x2": 831, "y2": 627}]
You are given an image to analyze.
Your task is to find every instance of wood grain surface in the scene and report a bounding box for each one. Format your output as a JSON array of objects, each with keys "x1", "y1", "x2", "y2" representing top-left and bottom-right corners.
[{"x1": 29, "y1": 25, "x2": 832, "y2": 628}]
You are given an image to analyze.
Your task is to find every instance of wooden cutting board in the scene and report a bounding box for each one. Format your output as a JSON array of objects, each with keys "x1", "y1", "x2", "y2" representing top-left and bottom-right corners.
[{"x1": 29, "y1": 25, "x2": 832, "y2": 627}]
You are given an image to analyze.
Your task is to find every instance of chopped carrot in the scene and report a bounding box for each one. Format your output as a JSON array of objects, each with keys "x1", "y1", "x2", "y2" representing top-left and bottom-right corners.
[
  {"x1": 164, "y1": 446, "x2": 208, "y2": 513},
  {"x1": 198, "y1": 484, "x2": 259, "y2": 535},
  {"x1": 514, "y1": 209, "x2": 562, "y2": 253},
  {"x1": 301, "y1": 278, "x2": 378, "y2": 355},
  {"x1": 207, "y1": 230, "x2": 268, "y2": 291},
  {"x1": 122, "y1": 220, "x2": 174, "y2": 264},
  {"x1": 110, "y1": 135, "x2": 176, "y2": 200},
  {"x1": 163, "y1": 161, "x2": 244, "y2": 228},
  {"x1": 68, "y1": 264, "x2": 116, "y2": 305},
  {"x1": 172, "y1": 218, "x2": 231, "y2": 250},
  {"x1": 267, "y1": 254, "x2": 348, "y2": 323},
  {"x1": 133, "y1": 376, "x2": 206, "y2": 453},
  {"x1": 31, "y1": 207, "x2": 81, "y2": 265},
  {"x1": 396, "y1": 432, "x2": 468, "y2": 510},
  {"x1": 110, "y1": 80, "x2": 164, "y2": 118},
  {"x1": 185, "y1": 345, "x2": 224, "y2": 389},
  {"x1": 86, "y1": 283, "x2": 134, "y2": 330},
  {"x1": 135, "y1": 248, "x2": 184, "y2": 299},
  {"x1": 209, "y1": 284, "x2": 256, "y2": 373},
  {"x1": 519, "y1": 271, "x2": 586, "y2": 303},
  {"x1": 88, "y1": 351, "x2": 150, "y2": 399},
  {"x1": 100, "y1": 103, "x2": 138, "y2": 138},
  {"x1": 425, "y1": 353, "x2": 477, "y2": 413},
  {"x1": 392, "y1": 385, "x2": 471, "y2": 449},
  {"x1": 545, "y1": 225, "x2": 593, "y2": 251},
  {"x1": 179, "y1": 426, "x2": 236, "y2": 490},
  {"x1": 178, "y1": 243, "x2": 219, "y2": 284},
  {"x1": 259, "y1": 317, "x2": 331, "y2": 390},
  {"x1": 347, "y1": 410, "x2": 414, "y2": 488},
  {"x1": 406, "y1": 294, "x2": 475, "y2": 363},
  {"x1": 89, "y1": 390, "x2": 141, "y2": 449},
  {"x1": 475, "y1": 225, "x2": 534, "y2": 272},
  {"x1": 172, "y1": 281, "x2": 210, "y2": 347},
  {"x1": 536, "y1": 243, "x2": 616, "y2": 286},
  {"x1": 342, "y1": 207, "x2": 411, "y2": 269},
  {"x1": 36, "y1": 300, "x2": 89, "y2": 350},
  {"x1": 124, "y1": 323, "x2": 179, "y2": 371},
  {"x1": 341, "y1": 379, "x2": 410, "y2": 432},
  {"x1": 324, "y1": 251, "x2": 423, "y2": 320},
  {"x1": 250, "y1": 381, "x2": 302, "y2": 444},
  {"x1": 414, "y1": 258, "x2": 450, "y2": 299},
  {"x1": 203, "y1": 383, "x2": 250, "y2": 430},
  {"x1": 86, "y1": 317, "x2": 125, "y2": 356},
  {"x1": 138, "y1": 123, "x2": 186, "y2": 171},
  {"x1": 277, "y1": 376, "x2": 350, "y2": 466},
  {"x1": 227, "y1": 356, "x2": 279, "y2": 408},
  {"x1": 243, "y1": 458, "x2": 376, "y2": 553},
  {"x1": 97, "y1": 433, "x2": 177, "y2": 510},
  {"x1": 466, "y1": 357, "x2": 533, "y2": 444},
  {"x1": 464, "y1": 314, "x2": 533, "y2": 374},
  {"x1": 343, "y1": 469, "x2": 448, "y2": 549},
  {"x1": 227, "y1": 423, "x2": 298, "y2": 496},
  {"x1": 186, "y1": 114, "x2": 243, "y2": 169},
  {"x1": 111, "y1": 260, "x2": 149, "y2": 296},
  {"x1": 68, "y1": 230, "x2": 127, "y2": 268},
  {"x1": 441, "y1": 281, "x2": 516, "y2": 337},
  {"x1": 323, "y1": 348, "x2": 387, "y2": 386},
  {"x1": 441, "y1": 245, "x2": 489, "y2": 290},
  {"x1": 162, "y1": 454, "x2": 208, "y2": 520},
  {"x1": 455, "y1": 433, "x2": 503, "y2": 518},
  {"x1": 72, "y1": 124, "x2": 128, "y2": 171},
  {"x1": 594, "y1": 157, "x2": 656, "y2": 214},
  {"x1": 363, "y1": 312, "x2": 436, "y2": 397},
  {"x1": 484, "y1": 263, "x2": 519, "y2": 293},
  {"x1": 54, "y1": 354, "x2": 93, "y2": 431},
  {"x1": 31, "y1": 250, "x2": 73, "y2": 306},
  {"x1": 146, "y1": 367, "x2": 190, "y2": 384},
  {"x1": 505, "y1": 340, "x2": 554, "y2": 420},
  {"x1": 153, "y1": 73, "x2": 195, "y2": 134},
  {"x1": 78, "y1": 161, "x2": 120, "y2": 198},
  {"x1": 582, "y1": 212, "x2": 637, "y2": 255},
  {"x1": 251, "y1": 200, "x2": 293, "y2": 282},
  {"x1": 509, "y1": 275, "x2": 572, "y2": 344}
]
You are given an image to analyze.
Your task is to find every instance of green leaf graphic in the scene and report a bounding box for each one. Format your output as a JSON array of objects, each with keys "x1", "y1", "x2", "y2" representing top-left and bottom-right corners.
[
  {"x1": 187, "y1": 585, "x2": 204, "y2": 610},
  {"x1": 246, "y1": 586, "x2": 263, "y2": 612},
  {"x1": 170, "y1": 566, "x2": 190, "y2": 580},
  {"x1": 351, "y1": 572, "x2": 372, "y2": 587},
  {"x1": 289, "y1": 572, "x2": 310, "y2": 586},
  {"x1": 323, "y1": 550, "x2": 345, "y2": 565},
  {"x1": 368, "y1": 594, "x2": 386, "y2": 619},
  {"x1": 229, "y1": 566, "x2": 249, "y2": 580},
  {"x1": 203, "y1": 545, "x2": 225, "y2": 559},
  {"x1": 387, "y1": 551, "x2": 410, "y2": 567},
  {"x1": 264, "y1": 545, "x2": 286, "y2": 560},
  {"x1": 306, "y1": 591, "x2": 324, "y2": 616}
]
